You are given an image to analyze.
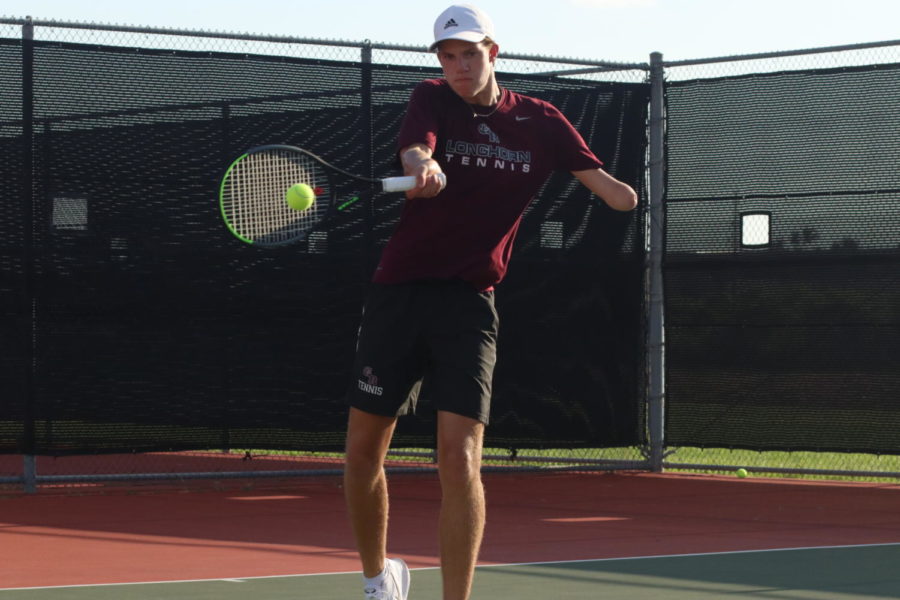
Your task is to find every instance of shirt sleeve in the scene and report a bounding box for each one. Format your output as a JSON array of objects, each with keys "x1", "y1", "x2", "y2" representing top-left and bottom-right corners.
[{"x1": 397, "y1": 80, "x2": 442, "y2": 154}]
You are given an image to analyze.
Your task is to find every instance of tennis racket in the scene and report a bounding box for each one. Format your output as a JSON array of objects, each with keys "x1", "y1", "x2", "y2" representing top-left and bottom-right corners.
[{"x1": 219, "y1": 144, "x2": 445, "y2": 246}]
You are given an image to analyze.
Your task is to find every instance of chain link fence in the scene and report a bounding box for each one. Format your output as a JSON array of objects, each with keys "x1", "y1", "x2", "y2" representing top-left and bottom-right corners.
[
  {"x1": 0, "y1": 18, "x2": 897, "y2": 491},
  {"x1": 661, "y1": 40, "x2": 900, "y2": 481}
]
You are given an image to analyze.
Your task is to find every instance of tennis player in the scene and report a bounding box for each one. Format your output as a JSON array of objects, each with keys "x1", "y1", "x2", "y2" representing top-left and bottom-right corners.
[{"x1": 344, "y1": 4, "x2": 638, "y2": 600}]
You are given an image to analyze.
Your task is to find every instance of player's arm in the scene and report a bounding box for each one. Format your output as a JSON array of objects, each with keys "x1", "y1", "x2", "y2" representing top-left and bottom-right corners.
[
  {"x1": 400, "y1": 143, "x2": 446, "y2": 199},
  {"x1": 572, "y1": 168, "x2": 638, "y2": 211}
]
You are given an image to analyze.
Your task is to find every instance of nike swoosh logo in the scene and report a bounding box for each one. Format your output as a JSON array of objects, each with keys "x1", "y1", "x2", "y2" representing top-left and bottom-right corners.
[{"x1": 515, "y1": 116, "x2": 532, "y2": 121}]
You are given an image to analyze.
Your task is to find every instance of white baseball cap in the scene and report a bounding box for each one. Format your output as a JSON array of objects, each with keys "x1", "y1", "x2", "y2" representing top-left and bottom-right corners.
[{"x1": 430, "y1": 4, "x2": 496, "y2": 52}]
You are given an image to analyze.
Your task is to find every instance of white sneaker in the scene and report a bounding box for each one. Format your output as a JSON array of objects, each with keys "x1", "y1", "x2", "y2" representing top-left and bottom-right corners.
[{"x1": 363, "y1": 558, "x2": 410, "y2": 600}]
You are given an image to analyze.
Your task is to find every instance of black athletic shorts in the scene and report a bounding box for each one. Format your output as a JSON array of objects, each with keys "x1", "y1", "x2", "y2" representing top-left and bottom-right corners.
[{"x1": 347, "y1": 281, "x2": 499, "y2": 424}]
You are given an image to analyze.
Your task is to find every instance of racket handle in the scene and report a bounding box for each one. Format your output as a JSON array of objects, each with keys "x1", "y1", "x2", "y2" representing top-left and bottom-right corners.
[{"x1": 381, "y1": 173, "x2": 447, "y2": 193}]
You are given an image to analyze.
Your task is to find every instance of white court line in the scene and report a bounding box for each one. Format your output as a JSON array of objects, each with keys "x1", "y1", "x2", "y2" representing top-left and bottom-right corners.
[
  {"x1": 476, "y1": 541, "x2": 900, "y2": 569},
  {"x1": 2, "y1": 542, "x2": 897, "y2": 592}
]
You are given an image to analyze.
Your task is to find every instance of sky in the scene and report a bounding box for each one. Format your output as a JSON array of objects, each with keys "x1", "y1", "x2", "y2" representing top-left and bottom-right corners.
[{"x1": 2, "y1": 0, "x2": 898, "y2": 63}]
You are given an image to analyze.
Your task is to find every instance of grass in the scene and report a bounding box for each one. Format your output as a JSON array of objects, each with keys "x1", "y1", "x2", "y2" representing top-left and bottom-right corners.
[
  {"x1": 2, "y1": 445, "x2": 897, "y2": 492},
  {"x1": 191, "y1": 446, "x2": 900, "y2": 482},
  {"x1": 384, "y1": 446, "x2": 899, "y2": 482},
  {"x1": 661, "y1": 446, "x2": 900, "y2": 482}
]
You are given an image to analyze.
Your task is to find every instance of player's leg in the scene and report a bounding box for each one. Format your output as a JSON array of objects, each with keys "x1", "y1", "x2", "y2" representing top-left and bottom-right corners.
[
  {"x1": 427, "y1": 284, "x2": 498, "y2": 600},
  {"x1": 436, "y1": 411, "x2": 486, "y2": 600},
  {"x1": 345, "y1": 283, "x2": 423, "y2": 599},
  {"x1": 344, "y1": 407, "x2": 398, "y2": 577}
]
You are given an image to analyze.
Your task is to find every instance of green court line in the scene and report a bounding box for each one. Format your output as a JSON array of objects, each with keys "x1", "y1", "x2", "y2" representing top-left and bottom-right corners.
[{"x1": 2, "y1": 545, "x2": 898, "y2": 600}]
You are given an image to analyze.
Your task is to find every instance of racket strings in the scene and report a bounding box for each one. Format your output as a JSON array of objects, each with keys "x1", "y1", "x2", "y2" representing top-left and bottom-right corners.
[{"x1": 223, "y1": 149, "x2": 325, "y2": 244}]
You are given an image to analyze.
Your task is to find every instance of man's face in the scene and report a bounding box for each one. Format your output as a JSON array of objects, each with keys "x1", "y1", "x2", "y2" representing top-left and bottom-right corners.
[{"x1": 436, "y1": 39, "x2": 497, "y2": 104}]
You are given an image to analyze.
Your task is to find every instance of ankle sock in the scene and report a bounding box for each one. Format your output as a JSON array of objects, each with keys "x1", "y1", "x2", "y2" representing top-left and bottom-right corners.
[{"x1": 363, "y1": 564, "x2": 387, "y2": 590}]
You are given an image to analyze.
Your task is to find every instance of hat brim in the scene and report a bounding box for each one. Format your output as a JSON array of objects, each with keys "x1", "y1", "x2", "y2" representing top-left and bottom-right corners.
[{"x1": 429, "y1": 31, "x2": 489, "y2": 52}]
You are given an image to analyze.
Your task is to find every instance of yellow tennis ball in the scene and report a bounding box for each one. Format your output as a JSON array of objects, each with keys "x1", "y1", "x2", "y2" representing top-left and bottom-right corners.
[
  {"x1": 286, "y1": 183, "x2": 316, "y2": 211},
  {"x1": 736, "y1": 468, "x2": 749, "y2": 479}
]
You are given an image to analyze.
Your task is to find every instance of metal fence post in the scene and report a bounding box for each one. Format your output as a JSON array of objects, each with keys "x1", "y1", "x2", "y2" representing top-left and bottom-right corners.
[
  {"x1": 646, "y1": 52, "x2": 666, "y2": 472},
  {"x1": 23, "y1": 455, "x2": 37, "y2": 494},
  {"x1": 359, "y1": 41, "x2": 378, "y2": 277},
  {"x1": 22, "y1": 16, "x2": 37, "y2": 493},
  {"x1": 360, "y1": 41, "x2": 374, "y2": 181}
]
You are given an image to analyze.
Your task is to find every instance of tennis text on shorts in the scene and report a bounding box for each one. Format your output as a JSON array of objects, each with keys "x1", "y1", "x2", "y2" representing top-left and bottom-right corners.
[{"x1": 358, "y1": 366, "x2": 384, "y2": 396}]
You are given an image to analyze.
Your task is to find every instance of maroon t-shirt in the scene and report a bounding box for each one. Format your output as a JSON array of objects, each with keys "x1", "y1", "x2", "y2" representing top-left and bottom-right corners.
[{"x1": 373, "y1": 79, "x2": 603, "y2": 291}]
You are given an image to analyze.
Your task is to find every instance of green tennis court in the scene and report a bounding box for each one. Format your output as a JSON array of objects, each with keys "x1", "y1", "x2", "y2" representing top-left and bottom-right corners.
[{"x1": 3, "y1": 545, "x2": 898, "y2": 599}]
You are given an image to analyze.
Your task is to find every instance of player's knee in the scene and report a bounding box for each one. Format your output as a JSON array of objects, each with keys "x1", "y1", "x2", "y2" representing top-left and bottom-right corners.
[
  {"x1": 437, "y1": 445, "x2": 482, "y2": 487},
  {"x1": 344, "y1": 440, "x2": 384, "y2": 478}
]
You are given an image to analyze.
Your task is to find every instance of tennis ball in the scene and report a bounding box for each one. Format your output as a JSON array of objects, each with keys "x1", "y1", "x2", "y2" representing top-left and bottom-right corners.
[
  {"x1": 736, "y1": 468, "x2": 749, "y2": 479},
  {"x1": 286, "y1": 183, "x2": 316, "y2": 211}
]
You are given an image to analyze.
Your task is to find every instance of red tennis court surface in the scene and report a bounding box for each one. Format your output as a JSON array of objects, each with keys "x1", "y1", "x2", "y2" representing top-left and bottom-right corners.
[{"x1": 1, "y1": 472, "x2": 897, "y2": 589}]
